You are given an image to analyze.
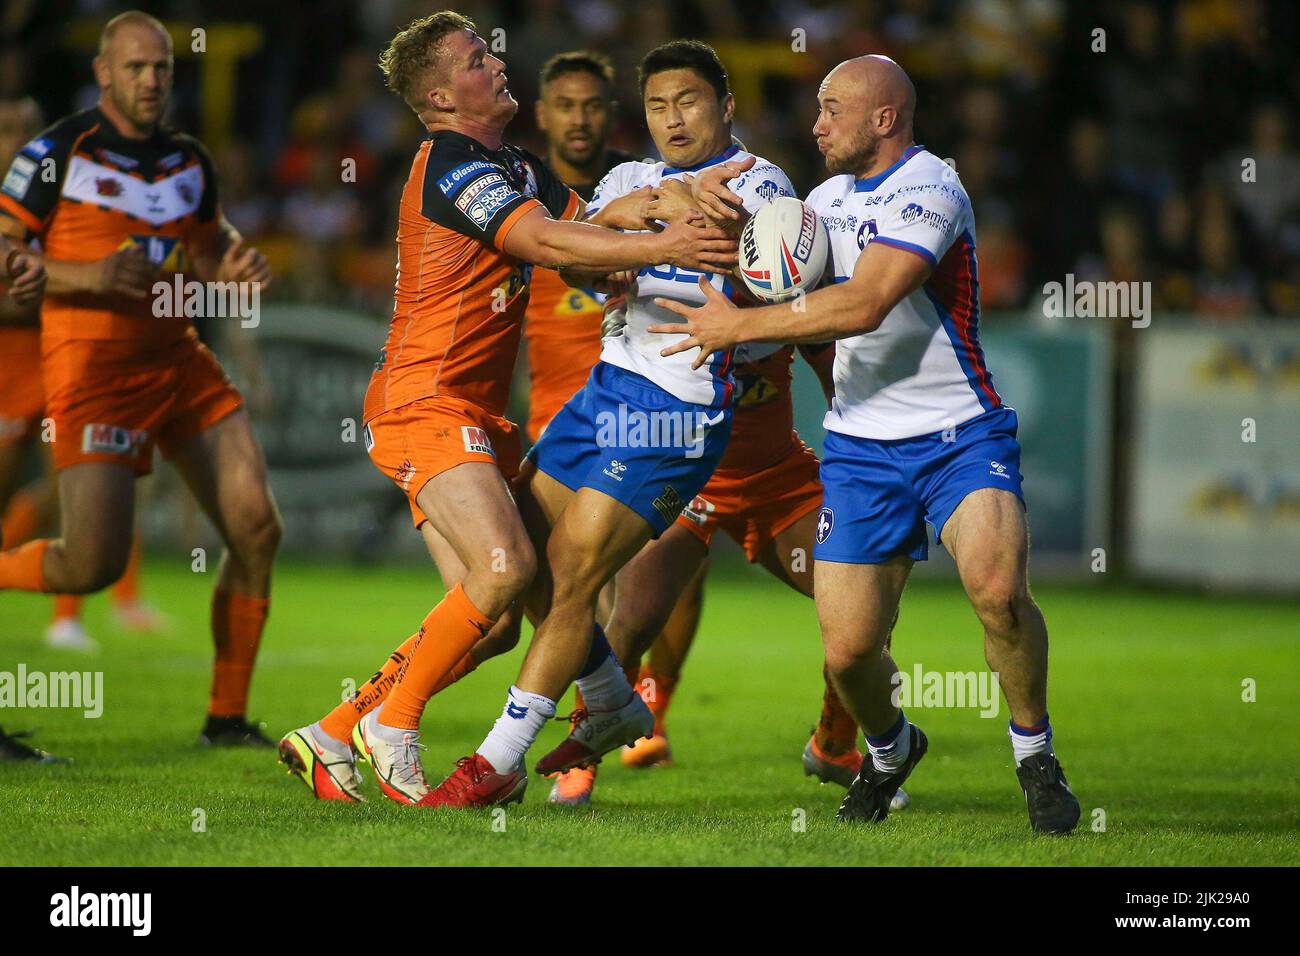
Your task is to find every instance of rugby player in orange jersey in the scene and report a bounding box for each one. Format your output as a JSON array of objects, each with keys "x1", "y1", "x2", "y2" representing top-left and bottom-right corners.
[
  {"x1": 523, "y1": 50, "x2": 642, "y2": 444},
  {"x1": 0, "y1": 11, "x2": 282, "y2": 749},
  {"x1": 0, "y1": 140, "x2": 49, "y2": 761},
  {"x1": 275, "y1": 13, "x2": 737, "y2": 806},
  {"x1": 0, "y1": 96, "x2": 163, "y2": 656}
]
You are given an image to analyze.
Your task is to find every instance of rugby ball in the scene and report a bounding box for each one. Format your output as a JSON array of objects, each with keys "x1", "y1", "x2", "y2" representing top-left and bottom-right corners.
[{"x1": 738, "y1": 196, "x2": 829, "y2": 303}]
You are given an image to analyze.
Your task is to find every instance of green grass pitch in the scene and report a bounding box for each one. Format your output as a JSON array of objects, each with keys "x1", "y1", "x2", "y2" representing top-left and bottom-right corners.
[{"x1": 1, "y1": 559, "x2": 1297, "y2": 866}]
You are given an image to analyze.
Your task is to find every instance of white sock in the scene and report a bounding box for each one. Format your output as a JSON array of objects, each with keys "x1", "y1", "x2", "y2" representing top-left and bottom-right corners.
[
  {"x1": 478, "y1": 686, "x2": 556, "y2": 772},
  {"x1": 575, "y1": 653, "x2": 633, "y2": 712},
  {"x1": 1009, "y1": 716, "x2": 1053, "y2": 765},
  {"x1": 867, "y1": 712, "x2": 912, "y2": 773},
  {"x1": 309, "y1": 721, "x2": 353, "y2": 758}
]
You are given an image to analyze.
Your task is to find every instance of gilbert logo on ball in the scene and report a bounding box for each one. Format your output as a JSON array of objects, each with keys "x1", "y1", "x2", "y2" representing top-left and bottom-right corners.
[{"x1": 739, "y1": 196, "x2": 829, "y2": 303}]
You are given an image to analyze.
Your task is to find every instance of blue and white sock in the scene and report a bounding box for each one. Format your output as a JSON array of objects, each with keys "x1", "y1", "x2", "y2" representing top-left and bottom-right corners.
[
  {"x1": 866, "y1": 711, "x2": 911, "y2": 773},
  {"x1": 1009, "y1": 714, "x2": 1053, "y2": 765},
  {"x1": 574, "y1": 624, "x2": 632, "y2": 712},
  {"x1": 478, "y1": 686, "x2": 556, "y2": 773}
]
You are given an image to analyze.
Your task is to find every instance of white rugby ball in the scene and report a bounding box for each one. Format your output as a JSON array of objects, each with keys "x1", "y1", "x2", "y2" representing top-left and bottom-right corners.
[{"x1": 738, "y1": 196, "x2": 829, "y2": 303}]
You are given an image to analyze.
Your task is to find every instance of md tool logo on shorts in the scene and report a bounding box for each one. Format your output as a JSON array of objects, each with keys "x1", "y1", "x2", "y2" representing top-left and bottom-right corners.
[
  {"x1": 82, "y1": 423, "x2": 148, "y2": 456},
  {"x1": 462, "y1": 426, "x2": 494, "y2": 457},
  {"x1": 816, "y1": 507, "x2": 834, "y2": 544}
]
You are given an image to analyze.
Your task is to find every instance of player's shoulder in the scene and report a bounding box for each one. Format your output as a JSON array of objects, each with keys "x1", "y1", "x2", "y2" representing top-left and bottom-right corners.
[
  {"x1": 596, "y1": 157, "x2": 658, "y2": 196},
  {"x1": 882, "y1": 148, "x2": 970, "y2": 210},
  {"x1": 805, "y1": 174, "x2": 855, "y2": 210},
  {"x1": 15, "y1": 108, "x2": 99, "y2": 163}
]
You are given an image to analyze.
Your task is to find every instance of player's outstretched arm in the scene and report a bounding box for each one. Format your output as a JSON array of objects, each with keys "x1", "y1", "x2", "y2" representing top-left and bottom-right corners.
[
  {"x1": 502, "y1": 205, "x2": 737, "y2": 276},
  {"x1": 649, "y1": 241, "x2": 932, "y2": 369}
]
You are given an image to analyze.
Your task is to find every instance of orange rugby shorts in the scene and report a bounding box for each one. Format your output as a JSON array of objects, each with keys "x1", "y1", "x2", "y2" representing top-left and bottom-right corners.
[
  {"x1": 364, "y1": 395, "x2": 523, "y2": 528},
  {"x1": 676, "y1": 439, "x2": 823, "y2": 561},
  {"x1": 43, "y1": 335, "x2": 243, "y2": 475}
]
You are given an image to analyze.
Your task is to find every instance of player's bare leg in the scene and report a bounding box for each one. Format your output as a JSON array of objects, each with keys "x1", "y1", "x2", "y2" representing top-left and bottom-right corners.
[
  {"x1": 0, "y1": 461, "x2": 135, "y2": 595},
  {"x1": 941, "y1": 487, "x2": 1079, "y2": 833},
  {"x1": 621, "y1": 558, "x2": 706, "y2": 767},
  {"x1": 760, "y1": 512, "x2": 907, "y2": 806},
  {"x1": 169, "y1": 410, "x2": 282, "y2": 746},
  {"x1": 424, "y1": 472, "x2": 655, "y2": 807},
  {"x1": 814, "y1": 556, "x2": 927, "y2": 822}
]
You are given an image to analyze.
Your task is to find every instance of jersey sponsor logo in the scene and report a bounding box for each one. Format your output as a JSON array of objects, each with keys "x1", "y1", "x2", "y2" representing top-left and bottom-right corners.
[
  {"x1": 81, "y1": 423, "x2": 149, "y2": 457},
  {"x1": 461, "y1": 425, "x2": 495, "y2": 457},
  {"x1": 652, "y1": 484, "x2": 687, "y2": 525},
  {"x1": 95, "y1": 147, "x2": 140, "y2": 170},
  {"x1": 1, "y1": 155, "x2": 37, "y2": 200},
  {"x1": 900, "y1": 202, "x2": 923, "y2": 223},
  {"x1": 19, "y1": 137, "x2": 53, "y2": 160},
  {"x1": 437, "y1": 161, "x2": 498, "y2": 196},
  {"x1": 466, "y1": 181, "x2": 519, "y2": 227},
  {"x1": 815, "y1": 506, "x2": 834, "y2": 544},
  {"x1": 362, "y1": 424, "x2": 375, "y2": 453},
  {"x1": 95, "y1": 176, "x2": 123, "y2": 197},
  {"x1": 681, "y1": 494, "x2": 715, "y2": 526},
  {"x1": 755, "y1": 179, "x2": 782, "y2": 200},
  {"x1": 453, "y1": 172, "x2": 507, "y2": 213}
]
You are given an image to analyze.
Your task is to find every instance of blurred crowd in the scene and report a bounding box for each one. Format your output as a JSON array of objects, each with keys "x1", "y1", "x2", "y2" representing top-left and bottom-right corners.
[{"x1": 2, "y1": 0, "x2": 1298, "y2": 318}]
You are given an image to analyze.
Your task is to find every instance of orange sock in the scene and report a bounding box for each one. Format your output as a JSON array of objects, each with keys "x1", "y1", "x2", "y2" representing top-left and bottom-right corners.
[
  {"x1": 429, "y1": 649, "x2": 478, "y2": 697},
  {"x1": 112, "y1": 536, "x2": 142, "y2": 605},
  {"x1": 52, "y1": 593, "x2": 80, "y2": 622},
  {"x1": 815, "y1": 665, "x2": 859, "y2": 756},
  {"x1": 0, "y1": 488, "x2": 42, "y2": 548},
  {"x1": 209, "y1": 588, "x2": 270, "y2": 718},
  {"x1": 636, "y1": 664, "x2": 676, "y2": 736},
  {"x1": 377, "y1": 583, "x2": 494, "y2": 731},
  {"x1": 0, "y1": 539, "x2": 51, "y2": 592},
  {"x1": 319, "y1": 631, "x2": 421, "y2": 744}
]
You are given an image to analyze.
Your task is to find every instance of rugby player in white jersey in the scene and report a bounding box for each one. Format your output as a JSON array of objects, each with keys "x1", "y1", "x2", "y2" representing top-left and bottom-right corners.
[
  {"x1": 421, "y1": 40, "x2": 796, "y2": 806},
  {"x1": 652, "y1": 55, "x2": 1080, "y2": 833}
]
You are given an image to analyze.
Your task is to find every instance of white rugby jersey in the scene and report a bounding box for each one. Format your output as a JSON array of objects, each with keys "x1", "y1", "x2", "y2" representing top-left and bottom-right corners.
[
  {"x1": 587, "y1": 144, "x2": 796, "y2": 407},
  {"x1": 805, "y1": 145, "x2": 1003, "y2": 440}
]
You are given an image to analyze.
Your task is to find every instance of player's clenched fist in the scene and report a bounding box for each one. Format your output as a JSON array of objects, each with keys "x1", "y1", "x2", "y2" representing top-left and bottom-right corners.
[
  {"x1": 91, "y1": 245, "x2": 157, "y2": 299},
  {"x1": 4, "y1": 248, "x2": 46, "y2": 306},
  {"x1": 217, "y1": 239, "x2": 273, "y2": 287},
  {"x1": 657, "y1": 211, "x2": 737, "y2": 273}
]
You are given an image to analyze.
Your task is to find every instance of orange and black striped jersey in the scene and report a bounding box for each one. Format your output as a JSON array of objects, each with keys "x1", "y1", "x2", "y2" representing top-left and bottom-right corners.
[
  {"x1": 363, "y1": 130, "x2": 582, "y2": 423},
  {"x1": 720, "y1": 346, "x2": 800, "y2": 475},
  {"x1": 0, "y1": 106, "x2": 221, "y2": 351}
]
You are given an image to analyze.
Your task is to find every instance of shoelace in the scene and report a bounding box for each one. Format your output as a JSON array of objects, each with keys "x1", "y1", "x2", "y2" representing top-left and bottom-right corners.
[
  {"x1": 440, "y1": 756, "x2": 484, "y2": 799},
  {"x1": 555, "y1": 708, "x2": 588, "y2": 731},
  {"x1": 395, "y1": 734, "x2": 430, "y2": 788}
]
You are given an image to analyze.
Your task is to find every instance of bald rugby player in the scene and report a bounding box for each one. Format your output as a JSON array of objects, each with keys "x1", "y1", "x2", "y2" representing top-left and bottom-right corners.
[{"x1": 656, "y1": 55, "x2": 1080, "y2": 833}]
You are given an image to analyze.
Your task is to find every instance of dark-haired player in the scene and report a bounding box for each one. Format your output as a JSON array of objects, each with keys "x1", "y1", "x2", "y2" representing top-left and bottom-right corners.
[{"x1": 0, "y1": 11, "x2": 281, "y2": 748}]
